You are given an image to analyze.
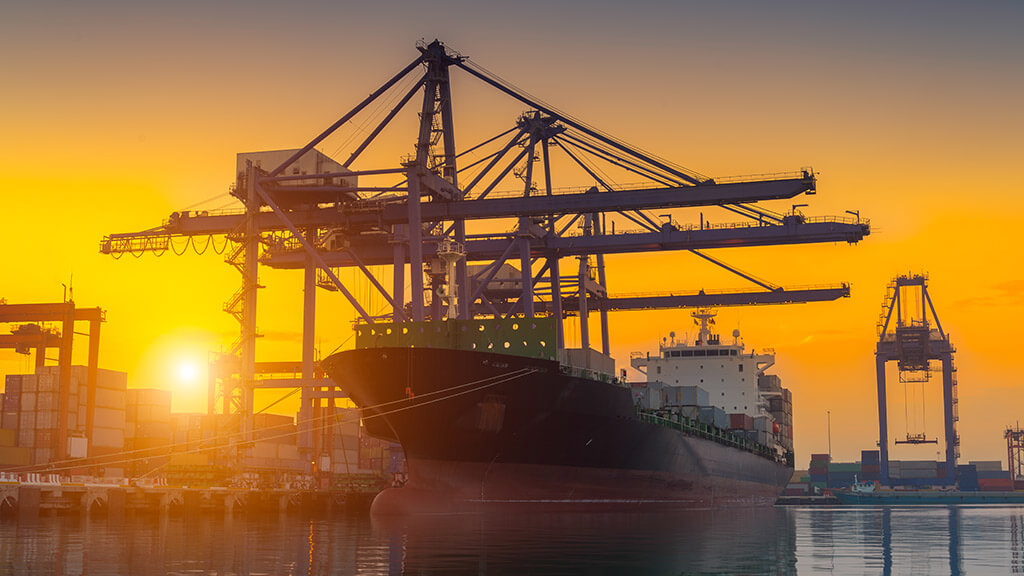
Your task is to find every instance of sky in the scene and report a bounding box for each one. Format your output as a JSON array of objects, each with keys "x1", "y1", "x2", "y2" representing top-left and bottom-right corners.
[{"x1": 1, "y1": 1, "x2": 1023, "y2": 468}]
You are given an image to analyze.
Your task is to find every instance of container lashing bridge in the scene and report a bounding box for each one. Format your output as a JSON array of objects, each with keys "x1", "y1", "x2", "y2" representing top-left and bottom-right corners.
[{"x1": 100, "y1": 40, "x2": 869, "y2": 476}]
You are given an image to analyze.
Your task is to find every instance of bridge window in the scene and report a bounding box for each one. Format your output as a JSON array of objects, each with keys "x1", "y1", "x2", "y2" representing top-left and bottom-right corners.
[
  {"x1": 671, "y1": 351, "x2": 681, "y2": 357},
  {"x1": 682, "y1": 351, "x2": 694, "y2": 357}
]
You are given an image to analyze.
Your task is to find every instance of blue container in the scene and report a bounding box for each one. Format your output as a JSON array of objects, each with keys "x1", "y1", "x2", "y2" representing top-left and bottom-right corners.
[{"x1": 959, "y1": 478, "x2": 980, "y2": 491}]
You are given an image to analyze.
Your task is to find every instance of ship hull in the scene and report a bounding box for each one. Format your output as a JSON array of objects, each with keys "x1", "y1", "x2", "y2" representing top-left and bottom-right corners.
[{"x1": 322, "y1": 347, "x2": 792, "y2": 514}]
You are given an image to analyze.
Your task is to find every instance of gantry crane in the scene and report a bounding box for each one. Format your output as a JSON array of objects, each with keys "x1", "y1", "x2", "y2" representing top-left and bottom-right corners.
[
  {"x1": 101, "y1": 40, "x2": 869, "y2": 472},
  {"x1": 1007, "y1": 426, "x2": 1024, "y2": 490},
  {"x1": 0, "y1": 301, "x2": 105, "y2": 459},
  {"x1": 875, "y1": 274, "x2": 958, "y2": 484}
]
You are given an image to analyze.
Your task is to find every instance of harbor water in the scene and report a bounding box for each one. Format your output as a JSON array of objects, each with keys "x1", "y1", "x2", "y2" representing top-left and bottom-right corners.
[{"x1": 1, "y1": 505, "x2": 1023, "y2": 574}]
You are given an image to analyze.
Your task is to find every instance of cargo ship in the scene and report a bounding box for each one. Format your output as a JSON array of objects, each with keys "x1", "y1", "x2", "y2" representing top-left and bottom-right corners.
[{"x1": 322, "y1": 309, "x2": 795, "y2": 514}]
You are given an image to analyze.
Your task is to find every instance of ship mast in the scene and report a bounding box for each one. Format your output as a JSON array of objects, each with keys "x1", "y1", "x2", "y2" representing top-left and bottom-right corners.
[{"x1": 693, "y1": 308, "x2": 717, "y2": 345}]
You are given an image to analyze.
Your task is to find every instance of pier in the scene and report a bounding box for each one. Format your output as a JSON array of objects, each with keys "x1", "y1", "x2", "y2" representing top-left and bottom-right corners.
[{"x1": 0, "y1": 473, "x2": 376, "y2": 517}]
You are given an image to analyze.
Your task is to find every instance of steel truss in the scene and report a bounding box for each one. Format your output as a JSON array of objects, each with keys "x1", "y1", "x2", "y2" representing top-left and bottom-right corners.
[{"x1": 101, "y1": 40, "x2": 869, "y2": 473}]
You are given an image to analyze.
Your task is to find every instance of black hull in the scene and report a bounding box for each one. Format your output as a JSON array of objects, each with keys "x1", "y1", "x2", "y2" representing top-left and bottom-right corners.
[{"x1": 322, "y1": 347, "x2": 792, "y2": 513}]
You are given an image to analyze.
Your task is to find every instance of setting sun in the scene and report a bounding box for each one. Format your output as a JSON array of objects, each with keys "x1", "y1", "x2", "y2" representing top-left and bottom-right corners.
[{"x1": 176, "y1": 360, "x2": 199, "y2": 385}]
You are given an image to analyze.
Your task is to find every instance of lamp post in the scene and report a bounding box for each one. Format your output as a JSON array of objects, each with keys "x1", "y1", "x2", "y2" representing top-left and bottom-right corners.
[{"x1": 827, "y1": 410, "x2": 832, "y2": 458}]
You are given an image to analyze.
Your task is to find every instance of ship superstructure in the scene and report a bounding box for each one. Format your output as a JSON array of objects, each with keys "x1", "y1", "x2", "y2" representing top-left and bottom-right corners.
[{"x1": 631, "y1": 309, "x2": 794, "y2": 457}]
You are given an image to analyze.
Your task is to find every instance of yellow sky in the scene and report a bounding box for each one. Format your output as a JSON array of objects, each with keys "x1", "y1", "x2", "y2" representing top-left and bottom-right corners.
[{"x1": 2, "y1": 2, "x2": 1022, "y2": 467}]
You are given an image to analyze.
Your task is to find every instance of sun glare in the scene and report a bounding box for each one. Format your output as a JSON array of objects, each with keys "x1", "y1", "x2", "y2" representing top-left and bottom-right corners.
[{"x1": 177, "y1": 361, "x2": 200, "y2": 384}]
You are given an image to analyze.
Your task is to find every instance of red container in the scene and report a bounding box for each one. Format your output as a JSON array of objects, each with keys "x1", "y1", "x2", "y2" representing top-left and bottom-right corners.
[
  {"x1": 978, "y1": 478, "x2": 1014, "y2": 491},
  {"x1": 728, "y1": 413, "x2": 754, "y2": 430}
]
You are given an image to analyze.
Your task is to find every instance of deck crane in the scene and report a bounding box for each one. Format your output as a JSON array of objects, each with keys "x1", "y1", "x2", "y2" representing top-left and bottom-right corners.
[{"x1": 101, "y1": 40, "x2": 869, "y2": 474}]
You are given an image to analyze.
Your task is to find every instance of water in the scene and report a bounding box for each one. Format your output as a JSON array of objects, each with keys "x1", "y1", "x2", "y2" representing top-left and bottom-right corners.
[{"x1": 2, "y1": 506, "x2": 1024, "y2": 574}]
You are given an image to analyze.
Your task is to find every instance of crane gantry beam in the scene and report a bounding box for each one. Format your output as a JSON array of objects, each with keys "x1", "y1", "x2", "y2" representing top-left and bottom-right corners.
[
  {"x1": 488, "y1": 284, "x2": 852, "y2": 317},
  {"x1": 100, "y1": 174, "x2": 816, "y2": 253},
  {"x1": 257, "y1": 218, "x2": 868, "y2": 268}
]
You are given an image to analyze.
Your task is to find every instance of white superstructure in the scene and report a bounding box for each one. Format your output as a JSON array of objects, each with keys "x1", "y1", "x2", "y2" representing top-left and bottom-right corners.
[{"x1": 630, "y1": 309, "x2": 775, "y2": 418}]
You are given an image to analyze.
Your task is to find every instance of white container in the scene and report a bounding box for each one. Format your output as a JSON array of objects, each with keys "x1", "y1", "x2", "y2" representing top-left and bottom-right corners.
[{"x1": 68, "y1": 436, "x2": 88, "y2": 458}]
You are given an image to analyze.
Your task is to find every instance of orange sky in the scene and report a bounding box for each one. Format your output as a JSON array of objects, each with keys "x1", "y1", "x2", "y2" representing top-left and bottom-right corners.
[{"x1": 2, "y1": 1, "x2": 1022, "y2": 467}]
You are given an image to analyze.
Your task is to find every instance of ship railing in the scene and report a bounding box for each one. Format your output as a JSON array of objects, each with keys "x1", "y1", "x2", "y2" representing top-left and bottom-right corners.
[{"x1": 635, "y1": 406, "x2": 784, "y2": 464}]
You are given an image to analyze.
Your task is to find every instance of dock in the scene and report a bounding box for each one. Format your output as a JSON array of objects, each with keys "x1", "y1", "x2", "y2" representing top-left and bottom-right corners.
[{"x1": 0, "y1": 474, "x2": 378, "y2": 517}]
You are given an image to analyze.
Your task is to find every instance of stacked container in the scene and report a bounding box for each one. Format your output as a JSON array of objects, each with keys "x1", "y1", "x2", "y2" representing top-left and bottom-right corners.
[
  {"x1": 630, "y1": 381, "x2": 664, "y2": 410},
  {"x1": 248, "y1": 413, "x2": 303, "y2": 472},
  {"x1": 773, "y1": 388, "x2": 794, "y2": 451},
  {"x1": 9, "y1": 366, "x2": 128, "y2": 471},
  {"x1": 972, "y1": 461, "x2": 1012, "y2": 491},
  {"x1": 0, "y1": 427, "x2": 30, "y2": 467},
  {"x1": 757, "y1": 374, "x2": 782, "y2": 392},
  {"x1": 956, "y1": 464, "x2": 979, "y2": 491},
  {"x1": 861, "y1": 450, "x2": 881, "y2": 481},
  {"x1": 661, "y1": 385, "x2": 708, "y2": 408},
  {"x1": 728, "y1": 413, "x2": 754, "y2": 431},
  {"x1": 331, "y1": 408, "x2": 362, "y2": 475},
  {"x1": 900, "y1": 460, "x2": 938, "y2": 479},
  {"x1": 357, "y1": 422, "x2": 402, "y2": 476},
  {"x1": 125, "y1": 389, "x2": 172, "y2": 477},
  {"x1": 827, "y1": 461, "x2": 862, "y2": 488},
  {"x1": 83, "y1": 367, "x2": 128, "y2": 476},
  {"x1": 782, "y1": 481, "x2": 809, "y2": 496},
  {"x1": 2, "y1": 381, "x2": 18, "y2": 430},
  {"x1": 698, "y1": 406, "x2": 729, "y2": 430},
  {"x1": 14, "y1": 372, "x2": 58, "y2": 466},
  {"x1": 170, "y1": 413, "x2": 225, "y2": 457},
  {"x1": 808, "y1": 453, "x2": 829, "y2": 491},
  {"x1": 889, "y1": 460, "x2": 903, "y2": 479}
]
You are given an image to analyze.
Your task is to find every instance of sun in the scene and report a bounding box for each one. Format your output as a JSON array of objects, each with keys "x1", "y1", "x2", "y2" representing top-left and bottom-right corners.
[{"x1": 177, "y1": 361, "x2": 200, "y2": 384}]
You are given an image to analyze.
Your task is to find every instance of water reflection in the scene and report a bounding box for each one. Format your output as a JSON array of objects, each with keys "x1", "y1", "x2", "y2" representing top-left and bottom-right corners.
[
  {"x1": 1, "y1": 505, "x2": 1024, "y2": 574},
  {"x1": 374, "y1": 509, "x2": 797, "y2": 575},
  {"x1": 1015, "y1": 512, "x2": 1024, "y2": 574}
]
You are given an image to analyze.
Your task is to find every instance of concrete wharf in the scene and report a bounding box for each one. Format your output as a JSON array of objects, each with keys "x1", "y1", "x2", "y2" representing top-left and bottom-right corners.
[{"x1": 0, "y1": 474, "x2": 376, "y2": 517}]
